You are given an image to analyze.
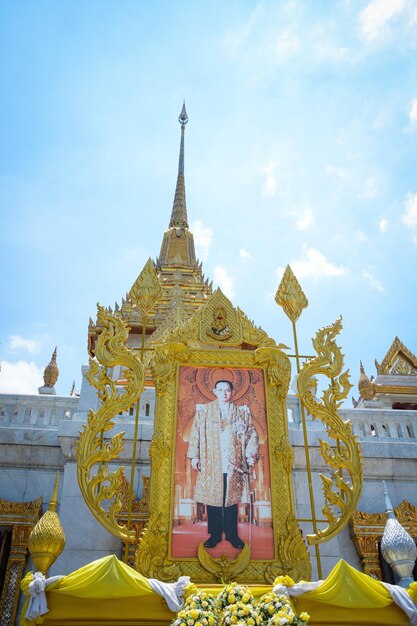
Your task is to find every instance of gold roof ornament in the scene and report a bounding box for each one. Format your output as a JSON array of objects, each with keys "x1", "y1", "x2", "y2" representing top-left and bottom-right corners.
[
  {"x1": 129, "y1": 258, "x2": 163, "y2": 317},
  {"x1": 358, "y1": 361, "x2": 375, "y2": 400},
  {"x1": 275, "y1": 265, "x2": 308, "y2": 323},
  {"x1": 378, "y1": 337, "x2": 417, "y2": 376},
  {"x1": 43, "y1": 347, "x2": 59, "y2": 387},
  {"x1": 28, "y1": 472, "x2": 66, "y2": 573}
]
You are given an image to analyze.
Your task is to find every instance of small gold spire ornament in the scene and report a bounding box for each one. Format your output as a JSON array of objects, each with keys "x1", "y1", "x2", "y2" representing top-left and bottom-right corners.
[
  {"x1": 275, "y1": 266, "x2": 308, "y2": 323},
  {"x1": 358, "y1": 361, "x2": 375, "y2": 400},
  {"x1": 43, "y1": 347, "x2": 59, "y2": 387},
  {"x1": 28, "y1": 472, "x2": 65, "y2": 573}
]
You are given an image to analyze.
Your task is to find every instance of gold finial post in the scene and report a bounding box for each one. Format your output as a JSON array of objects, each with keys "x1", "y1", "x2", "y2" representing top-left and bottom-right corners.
[
  {"x1": 275, "y1": 266, "x2": 323, "y2": 579},
  {"x1": 123, "y1": 259, "x2": 163, "y2": 562},
  {"x1": 28, "y1": 472, "x2": 66, "y2": 573}
]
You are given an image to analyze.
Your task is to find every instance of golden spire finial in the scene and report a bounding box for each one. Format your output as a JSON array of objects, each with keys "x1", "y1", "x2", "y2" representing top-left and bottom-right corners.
[
  {"x1": 358, "y1": 361, "x2": 375, "y2": 400},
  {"x1": 43, "y1": 347, "x2": 59, "y2": 387},
  {"x1": 169, "y1": 103, "x2": 189, "y2": 229},
  {"x1": 28, "y1": 472, "x2": 66, "y2": 573},
  {"x1": 275, "y1": 265, "x2": 308, "y2": 322}
]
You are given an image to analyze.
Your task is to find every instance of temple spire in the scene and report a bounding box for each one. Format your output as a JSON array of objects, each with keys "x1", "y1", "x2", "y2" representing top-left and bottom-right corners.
[{"x1": 169, "y1": 102, "x2": 189, "y2": 229}]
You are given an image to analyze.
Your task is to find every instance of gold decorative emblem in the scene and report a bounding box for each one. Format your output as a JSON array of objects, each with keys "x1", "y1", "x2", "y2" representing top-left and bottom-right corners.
[
  {"x1": 206, "y1": 305, "x2": 233, "y2": 341},
  {"x1": 275, "y1": 266, "x2": 308, "y2": 323},
  {"x1": 77, "y1": 305, "x2": 145, "y2": 542},
  {"x1": 197, "y1": 541, "x2": 251, "y2": 582},
  {"x1": 297, "y1": 317, "x2": 363, "y2": 545}
]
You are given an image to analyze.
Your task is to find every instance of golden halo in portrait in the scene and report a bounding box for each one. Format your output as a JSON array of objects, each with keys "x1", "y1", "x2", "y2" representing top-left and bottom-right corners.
[{"x1": 195, "y1": 367, "x2": 251, "y2": 402}]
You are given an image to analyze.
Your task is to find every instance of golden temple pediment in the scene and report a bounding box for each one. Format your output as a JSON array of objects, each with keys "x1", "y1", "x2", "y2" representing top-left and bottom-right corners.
[
  {"x1": 165, "y1": 287, "x2": 276, "y2": 349},
  {"x1": 377, "y1": 337, "x2": 417, "y2": 376}
]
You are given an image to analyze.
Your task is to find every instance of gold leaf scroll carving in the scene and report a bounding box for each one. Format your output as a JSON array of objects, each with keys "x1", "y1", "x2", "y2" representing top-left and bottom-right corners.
[
  {"x1": 77, "y1": 305, "x2": 145, "y2": 542},
  {"x1": 275, "y1": 265, "x2": 308, "y2": 323},
  {"x1": 297, "y1": 317, "x2": 363, "y2": 545}
]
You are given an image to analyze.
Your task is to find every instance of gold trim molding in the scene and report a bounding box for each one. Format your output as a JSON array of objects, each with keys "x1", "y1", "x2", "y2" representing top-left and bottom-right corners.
[
  {"x1": 349, "y1": 500, "x2": 417, "y2": 579},
  {"x1": 0, "y1": 497, "x2": 42, "y2": 626}
]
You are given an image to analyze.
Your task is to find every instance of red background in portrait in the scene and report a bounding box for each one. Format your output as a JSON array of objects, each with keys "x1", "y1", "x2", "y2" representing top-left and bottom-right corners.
[{"x1": 171, "y1": 366, "x2": 275, "y2": 560}]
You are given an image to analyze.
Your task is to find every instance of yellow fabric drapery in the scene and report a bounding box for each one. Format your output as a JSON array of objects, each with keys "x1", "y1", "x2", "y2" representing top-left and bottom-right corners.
[{"x1": 21, "y1": 556, "x2": 413, "y2": 625}]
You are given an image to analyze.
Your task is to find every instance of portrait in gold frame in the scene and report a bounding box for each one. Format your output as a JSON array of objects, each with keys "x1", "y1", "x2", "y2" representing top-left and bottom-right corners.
[{"x1": 135, "y1": 287, "x2": 311, "y2": 584}]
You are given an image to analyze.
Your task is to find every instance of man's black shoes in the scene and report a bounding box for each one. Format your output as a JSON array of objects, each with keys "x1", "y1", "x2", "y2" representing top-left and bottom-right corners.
[
  {"x1": 204, "y1": 535, "x2": 221, "y2": 548},
  {"x1": 226, "y1": 535, "x2": 245, "y2": 549}
]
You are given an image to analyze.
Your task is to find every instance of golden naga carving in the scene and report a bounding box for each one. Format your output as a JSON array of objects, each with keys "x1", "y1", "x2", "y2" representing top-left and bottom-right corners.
[
  {"x1": 297, "y1": 317, "x2": 363, "y2": 545},
  {"x1": 254, "y1": 346, "x2": 291, "y2": 399},
  {"x1": 151, "y1": 342, "x2": 191, "y2": 396},
  {"x1": 275, "y1": 266, "x2": 308, "y2": 323},
  {"x1": 77, "y1": 305, "x2": 145, "y2": 542},
  {"x1": 265, "y1": 514, "x2": 312, "y2": 583},
  {"x1": 135, "y1": 512, "x2": 180, "y2": 580},
  {"x1": 197, "y1": 541, "x2": 251, "y2": 582}
]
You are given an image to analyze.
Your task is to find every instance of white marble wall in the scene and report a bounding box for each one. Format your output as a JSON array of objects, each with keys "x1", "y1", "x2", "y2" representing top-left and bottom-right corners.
[{"x1": 1, "y1": 372, "x2": 417, "y2": 584}]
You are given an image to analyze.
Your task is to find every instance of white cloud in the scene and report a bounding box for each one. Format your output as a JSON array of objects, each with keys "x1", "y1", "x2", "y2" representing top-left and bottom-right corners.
[
  {"x1": 239, "y1": 248, "x2": 251, "y2": 259},
  {"x1": 408, "y1": 98, "x2": 417, "y2": 127},
  {"x1": 294, "y1": 207, "x2": 315, "y2": 231},
  {"x1": 280, "y1": 246, "x2": 348, "y2": 280},
  {"x1": 325, "y1": 164, "x2": 349, "y2": 181},
  {"x1": 213, "y1": 266, "x2": 235, "y2": 299},
  {"x1": 260, "y1": 161, "x2": 279, "y2": 197},
  {"x1": 356, "y1": 230, "x2": 368, "y2": 242},
  {"x1": 362, "y1": 268, "x2": 384, "y2": 292},
  {"x1": 379, "y1": 217, "x2": 389, "y2": 233},
  {"x1": 0, "y1": 361, "x2": 43, "y2": 394},
  {"x1": 9, "y1": 335, "x2": 41, "y2": 354},
  {"x1": 402, "y1": 192, "x2": 417, "y2": 228},
  {"x1": 358, "y1": 0, "x2": 408, "y2": 42},
  {"x1": 190, "y1": 219, "x2": 213, "y2": 262}
]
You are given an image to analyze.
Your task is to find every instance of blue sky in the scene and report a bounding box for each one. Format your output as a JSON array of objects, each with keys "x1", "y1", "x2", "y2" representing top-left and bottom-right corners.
[{"x1": 1, "y1": 0, "x2": 416, "y2": 399}]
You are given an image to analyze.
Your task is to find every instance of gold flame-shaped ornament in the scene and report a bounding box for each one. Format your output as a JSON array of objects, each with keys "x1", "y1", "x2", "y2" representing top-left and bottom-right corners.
[
  {"x1": 275, "y1": 265, "x2": 308, "y2": 323},
  {"x1": 28, "y1": 472, "x2": 65, "y2": 573}
]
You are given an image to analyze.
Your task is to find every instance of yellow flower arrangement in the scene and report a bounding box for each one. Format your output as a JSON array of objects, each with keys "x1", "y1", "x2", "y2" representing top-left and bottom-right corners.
[{"x1": 273, "y1": 575, "x2": 295, "y2": 587}]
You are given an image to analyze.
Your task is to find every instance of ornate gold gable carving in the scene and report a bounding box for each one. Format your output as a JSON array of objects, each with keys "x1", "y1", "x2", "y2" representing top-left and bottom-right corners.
[
  {"x1": 169, "y1": 288, "x2": 276, "y2": 349},
  {"x1": 378, "y1": 337, "x2": 417, "y2": 376},
  {"x1": 0, "y1": 497, "x2": 42, "y2": 626},
  {"x1": 350, "y1": 500, "x2": 417, "y2": 580}
]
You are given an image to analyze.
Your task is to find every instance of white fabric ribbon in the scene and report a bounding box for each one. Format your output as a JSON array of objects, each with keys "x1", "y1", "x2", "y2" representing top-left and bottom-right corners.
[
  {"x1": 26, "y1": 572, "x2": 64, "y2": 620},
  {"x1": 273, "y1": 580, "x2": 323, "y2": 598},
  {"x1": 273, "y1": 579, "x2": 417, "y2": 626},
  {"x1": 148, "y1": 575, "x2": 191, "y2": 611},
  {"x1": 382, "y1": 581, "x2": 417, "y2": 626}
]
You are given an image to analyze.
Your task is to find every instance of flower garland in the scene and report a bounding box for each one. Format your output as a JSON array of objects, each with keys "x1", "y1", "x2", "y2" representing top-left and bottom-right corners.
[{"x1": 171, "y1": 582, "x2": 310, "y2": 626}]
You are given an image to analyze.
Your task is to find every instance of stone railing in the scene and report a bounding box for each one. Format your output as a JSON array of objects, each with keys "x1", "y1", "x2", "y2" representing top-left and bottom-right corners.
[
  {"x1": 343, "y1": 408, "x2": 417, "y2": 440},
  {"x1": 0, "y1": 394, "x2": 79, "y2": 428}
]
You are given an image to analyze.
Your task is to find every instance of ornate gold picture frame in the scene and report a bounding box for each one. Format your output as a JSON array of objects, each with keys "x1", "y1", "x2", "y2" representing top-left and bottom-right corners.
[{"x1": 136, "y1": 335, "x2": 311, "y2": 583}]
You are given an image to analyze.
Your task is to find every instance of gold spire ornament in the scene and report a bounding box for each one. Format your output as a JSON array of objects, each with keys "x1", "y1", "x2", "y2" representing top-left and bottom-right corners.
[
  {"x1": 358, "y1": 361, "x2": 375, "y2": 400},
  {"x1": 28, "y1": 473, "x2": 65, "y2": 573},
  {"x1": 275, "y1": 266, "x2": 308, "y2": 323},
  {"x1": 43, "y1": 347, "x2": 59, "y2": 387}
]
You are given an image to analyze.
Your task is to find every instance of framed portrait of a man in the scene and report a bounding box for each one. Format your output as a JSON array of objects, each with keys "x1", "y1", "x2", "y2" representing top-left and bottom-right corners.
[
  {"x1": 172, "y1": 366, "x2": 274, "y2": 561},
  {"x1": 137, "y1": 331, "x2": 311, "y2": 583}
]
